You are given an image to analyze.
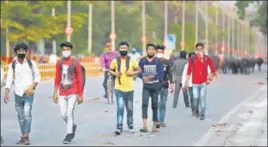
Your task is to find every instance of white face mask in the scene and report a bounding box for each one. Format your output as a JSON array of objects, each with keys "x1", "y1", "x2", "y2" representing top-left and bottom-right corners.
[
  {"x1": 62, "y1": 50, "x2": 71, "y2": 58},
  {"x1": 156, "y1": 53, "x2": 164, "y2": 58}
]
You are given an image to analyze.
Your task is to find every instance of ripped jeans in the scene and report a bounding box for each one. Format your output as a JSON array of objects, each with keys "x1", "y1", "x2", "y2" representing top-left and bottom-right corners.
[
  {"x1": 114, "y1": 90, "x2": 134, "y2": 130},
  {"x1": 15, "y1": 93, "x2": 34, "y2": 134}
]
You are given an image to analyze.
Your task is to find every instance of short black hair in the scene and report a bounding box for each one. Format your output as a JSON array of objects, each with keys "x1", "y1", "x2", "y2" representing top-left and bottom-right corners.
[
  {"x1": 156, "y1": 45, "x2": 165, "y2": 50},
  {"x1": 195, "y1": 42, "x2": 204, "y2": 48},
  {"x1": 118, "y1": 41, "x2": 129, "y2": 47},
  {"x1": 146, "y1": 43, "x2": 156, "y2": 50},
  {"x1": 14, "y1": 43, "x2": 28, "y2": 52},
  {"x1": 60, "y1": 41, "x2": 73, "y2": 49},
  {"x1": 179, "y1": 51, "x2": 187, "y2": 59}
]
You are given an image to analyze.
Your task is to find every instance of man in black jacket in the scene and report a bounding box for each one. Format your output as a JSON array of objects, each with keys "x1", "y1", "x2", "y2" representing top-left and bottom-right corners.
[{"x1": 155, "y1": 45, "x2": 174, "y2": 128}]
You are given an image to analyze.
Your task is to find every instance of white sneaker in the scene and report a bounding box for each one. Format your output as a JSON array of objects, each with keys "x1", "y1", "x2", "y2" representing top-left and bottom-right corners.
[{"x1": 129, "y1": 128, "x2": 135, "y2": 133}]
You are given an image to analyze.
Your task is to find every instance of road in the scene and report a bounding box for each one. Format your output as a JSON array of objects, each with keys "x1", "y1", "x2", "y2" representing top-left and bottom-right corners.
[{"x1": 1, "y1": 69, "x2": 267, "y2": 146}]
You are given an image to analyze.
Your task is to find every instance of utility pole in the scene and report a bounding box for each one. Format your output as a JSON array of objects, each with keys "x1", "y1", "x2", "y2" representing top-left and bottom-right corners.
[
  {"x1": 227, "y1": 13, "x2": 230, "y2": 57},
  {"x1": 232, "y1": 16, "x2": 234, "y2": 57},
  {"x1": 222, "y1": 7, "x2": 225, "y2": 55},
  {"x1": 88, "y1": 1, "x2": 93, "y2": 52},
  {"x1": 67, "y1": 1, "x2": 71, "y2": 42}
]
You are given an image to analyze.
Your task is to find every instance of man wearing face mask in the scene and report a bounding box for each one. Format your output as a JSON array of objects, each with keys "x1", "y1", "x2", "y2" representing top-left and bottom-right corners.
[
  {"x1": 138, "y1": 43, "x2": 164, "y2": 133},
  {"x1": 53, "y1": 42, "x2": 84, "y2": 144},
  {"x1": 155, "y1": 45, "x2": 174, "y2": 128},
  {"x1": 4, "y1": 43, "x2": 41, "y2": 145},
  {"x1": 100, "y1": 42, "x2": 119, "y2": 99},
  {"x1": 186, "y1": 43, "x2": 216, "y2": 120},
  {"x1": 109, "y1": 41, "x2": 141, "y2": 135}
]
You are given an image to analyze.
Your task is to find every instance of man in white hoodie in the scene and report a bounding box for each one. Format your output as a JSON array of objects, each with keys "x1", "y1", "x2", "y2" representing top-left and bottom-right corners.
[{"x1": 182, "y1": 52, "x2": 211, "y2": 116}]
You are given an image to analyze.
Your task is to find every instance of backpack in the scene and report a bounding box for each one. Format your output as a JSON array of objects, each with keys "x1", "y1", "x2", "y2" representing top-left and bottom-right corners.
[
  {"x1": 190, "y1": 55, "x2": 208, "y2": 77},
  {"x1": 115, "y1": 56, "x2": 131, "y2": 85},
  {"x1": 12, "y1": 59, "x2": 34, "y2": 84},
  {"x1": 59, "y1": 57, "x2": 86, "y2": 89}
]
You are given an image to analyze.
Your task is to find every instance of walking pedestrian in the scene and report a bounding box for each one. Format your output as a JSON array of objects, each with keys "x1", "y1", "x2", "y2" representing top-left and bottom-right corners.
[
  {"x1": 172, "y1": 51, "x2": 189, "y2": 108},
  {"x1": 185, "y1": 43, "x2": 216, "y2": 120},
  {"x1": 138, "y1": 43, "x2": 164, "y2": 133},
  {"x1": 109, "y1": 41, "x2": 141, "y2": 135},
  {"x1": 155, "y1": 45, "x2": 174, "y2": 128},
  {"x1": 53, "y1": 42, "x2": 84, "y2": 144},
  {"x1": 4, "y1": 43, "x2": 41, "y2": 145}
]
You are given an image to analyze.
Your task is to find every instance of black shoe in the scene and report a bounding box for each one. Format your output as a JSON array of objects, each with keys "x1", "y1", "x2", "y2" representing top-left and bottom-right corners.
[
  {"x1": 63, "y1": 134, "x2": 72, "y2": 144},
  {"x1": 173, "y1": 105, "x2": 177, "y2": 109},
  {"x1": 195, "y1": 110, "x2": 200, "y2": 118},
  {"x1": 156, "y1": 124, "x2": 160, "y2": 129},
  {"x1": 70, "y1": 124, "x2": 77, "y2": 140},
  {"x1": 200, "y1": 115, "x2": 205, "y2": 120},
  {"x1": 16, "y1": 136, "x2": 24, "y2": 144},
  {"x1": 103, "y1": 95, "x2": 108, "y2": 99},
  {"x1": 24, "y1": 137, "x2": 31, "y2": 145},
  {"x1": 114, "y1": 129, "x2": 122, "y2": 135},
  {"x1": 139, "y1": 128, "x2": 148, "y2": 133}
]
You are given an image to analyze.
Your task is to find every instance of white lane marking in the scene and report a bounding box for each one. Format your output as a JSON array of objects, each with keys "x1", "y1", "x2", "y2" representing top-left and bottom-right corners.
[{"x1": 194, "y1": 86, "x2": 266, "y2": 146}]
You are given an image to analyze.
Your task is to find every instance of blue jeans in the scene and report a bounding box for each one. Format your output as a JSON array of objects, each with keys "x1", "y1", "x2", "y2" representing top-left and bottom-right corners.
[
  {"x1": 114, "y1": 89, "x2": 134, "y2": 130},
  {"x1": 157, "y1": 87, "x2": 169, "y2": 123},
  {"x1": 15, "y1": 93, "x2": 34, "y2": 134},
  {"x1": 192, "y1": 83, "x2": 207, "y2": 116}
]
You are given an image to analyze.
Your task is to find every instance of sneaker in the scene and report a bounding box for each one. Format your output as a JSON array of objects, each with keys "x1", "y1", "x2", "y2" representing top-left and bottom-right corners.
[
  {"x1": 114, "y1": 129, "x2": 122, "y2": 135},
  {"x1": 200, "y1": 115, "x2": 205, "y2": 120},
  {"x1": 103, "y1": 95, "x2": 108, "y2": 99},
  {"x1": 16, "y1": 136, "x2": 24, "y2": 144},
  {"x1": 128, "y1": 126, "x2": 135, "y2": 133},
  {"x1": 24, "y1": 137, "x2": 31, "y2": 145},
  {"x1": 160, "y1": 122, "x2": 167, "y2": 127},
  {"x1": 63, "y1": 134, "x2": 72, "y2": 144},
  {"x1": 139, "y1": 128, "x2": 148, "y2": 133},
  {"x1": 70, "y1": 124, "x2": 77, "y2": 140},
  {"x1": 195, "y1": 110, "x2": 200, "y2": 117},
  {"x1": 156, "y1": 123, "x2": 160, "y2": 129}
]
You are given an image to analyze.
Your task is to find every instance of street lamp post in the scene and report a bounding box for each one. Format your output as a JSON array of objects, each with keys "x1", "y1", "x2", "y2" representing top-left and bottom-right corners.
[
  {"x1": 52, "y1": 8, "x2": 56, "y2": 54},
  {"x1": 142, "y1": 1, "x2": 146, "y2": 55},
  {"x1": 205, "y1": 1, "x2": 208, "y2": 54},
  {"x1": 195, "y1": 1, "x2": 199, "y2": 44},
  {"x1": 164, "y1": 1, "x2": 168, "y2": 45},
  {"x1": 67, "y1": 1, "x2": 71, "y2": 42},
  {"x1": 88, "y1": 1, "x2": 93, "y2": 52},
  {"x1": 215, "y1": 1, "x2": 218, "y2": 54},
  {"x1": 111, "y1": 0, "x2": 115, "y2": 51},
  {"x1": 227, "y1": 13, "x2": 230, "y2": 57},
  {"x1": 6, "y1": 1, "x2": 10, "y2": 61},
  {"x1": 222, "y1": 8, "x2": 225, "y2": 56},
  {"x1": 181, "y1": 1, "x2": 185, "y2": 50}
]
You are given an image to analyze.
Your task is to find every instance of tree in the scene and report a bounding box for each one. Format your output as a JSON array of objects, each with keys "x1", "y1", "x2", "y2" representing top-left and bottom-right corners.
[{"x1": 235, "y1": 1, "x2": 267, "y2": 36}]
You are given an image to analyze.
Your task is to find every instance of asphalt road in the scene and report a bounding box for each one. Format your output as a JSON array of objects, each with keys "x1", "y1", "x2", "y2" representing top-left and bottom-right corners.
[{"x1": 1, "y1": 68, "x2": 267, "y2": 146}]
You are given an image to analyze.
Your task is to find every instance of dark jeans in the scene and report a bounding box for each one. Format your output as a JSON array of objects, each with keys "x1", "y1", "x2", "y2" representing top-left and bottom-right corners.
[
  {"x1": 157, "y1": 87, "x2": 169, "y2": 123},
  {"x1": 142, "y1": 87, "x2": 159, "y2": 122},
  {"x1": 15, "y1": 93, "x2": 34, "y2": 134},
  {"x1": 173, "y1": 82, "x2": 190, "y2": 107},
  {"x1": 114, "y1": 90, "x2": 134, "y2": 130}
]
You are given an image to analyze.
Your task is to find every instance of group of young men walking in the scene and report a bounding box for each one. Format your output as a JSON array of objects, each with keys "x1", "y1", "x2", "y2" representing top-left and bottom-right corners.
[{"x1": 1, "y1": 41, "x2": 216, "y2": 145}]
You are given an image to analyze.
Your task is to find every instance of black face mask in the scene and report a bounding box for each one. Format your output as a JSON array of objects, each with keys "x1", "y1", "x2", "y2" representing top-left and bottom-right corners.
[
  {"x1": 17, "y1": 53, "x2": 26, "y2": 59},
  {"x1": 120, "y1": 50, "x2": 128, "y2": 56},
  {"x1": 147, "y1": 54, "x2": 154, "y2": 58}
]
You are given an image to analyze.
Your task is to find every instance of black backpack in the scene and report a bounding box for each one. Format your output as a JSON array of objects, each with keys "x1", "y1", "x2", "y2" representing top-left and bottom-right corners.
[
  {"x1": 12, "y1": 59, "x2": 34, "y2": 82},
  {"x1": 59, "y1": 57, "x2": 86, "y2": 89},
  {"x1": 115, "y1": 56, "x2": 131, "y2": 85}
]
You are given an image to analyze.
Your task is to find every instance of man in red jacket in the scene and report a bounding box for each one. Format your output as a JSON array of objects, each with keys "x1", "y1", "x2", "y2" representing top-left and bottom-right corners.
[
  {"x1": 186, "y1": 42, "x2": 216, "y2": 120},
  {"x1": 53, "y1": 42, "x2": 83, "y2": 144}
]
